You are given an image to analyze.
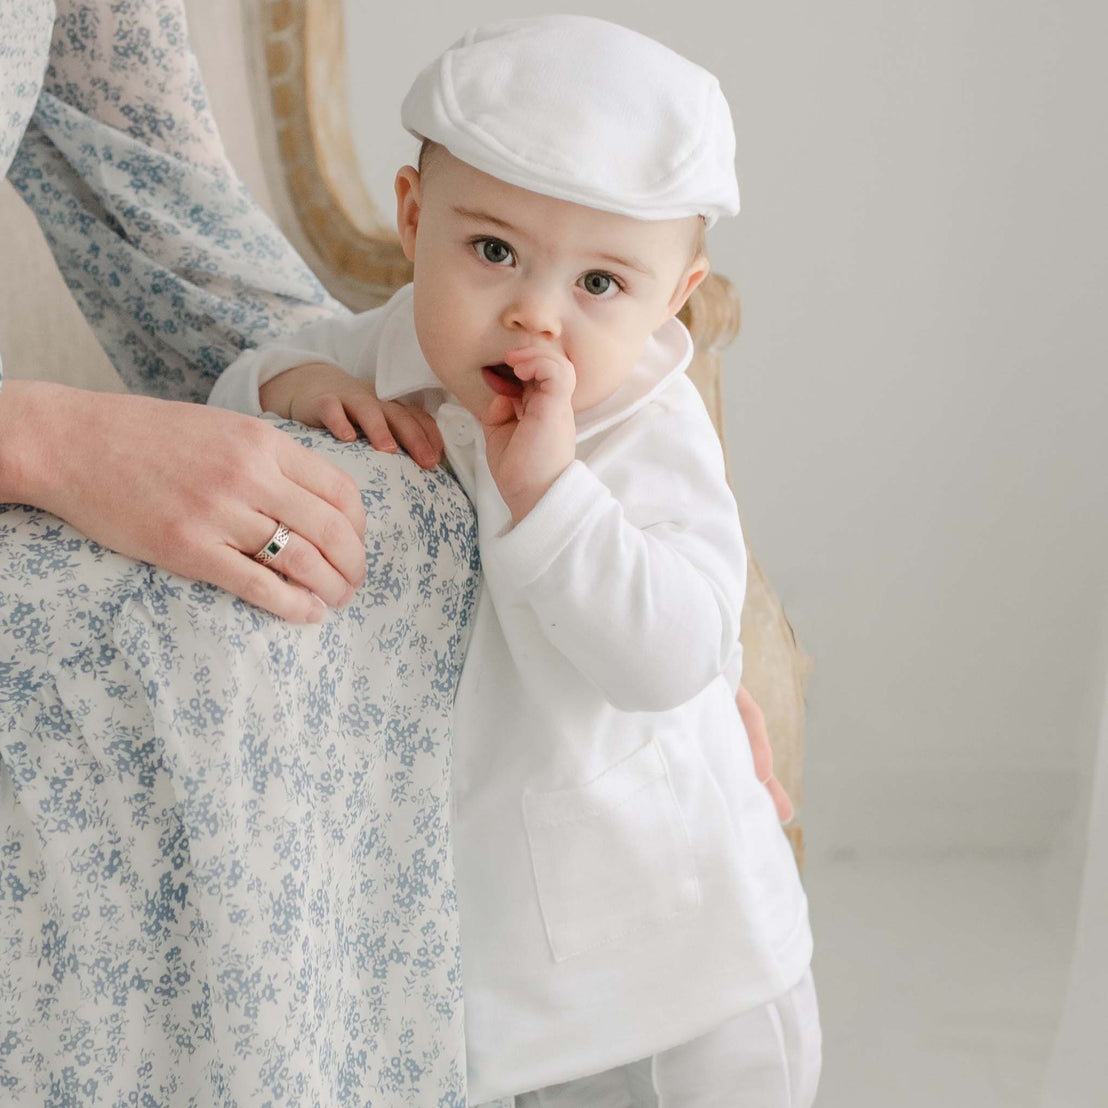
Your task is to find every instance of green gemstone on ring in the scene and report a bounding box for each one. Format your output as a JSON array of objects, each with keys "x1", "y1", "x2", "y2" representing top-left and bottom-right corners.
[{"x1": 266, "y1": 540, "x2": 281, "y2": 555}]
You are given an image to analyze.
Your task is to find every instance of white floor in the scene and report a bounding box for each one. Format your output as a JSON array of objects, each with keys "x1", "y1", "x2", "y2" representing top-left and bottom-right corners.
[{"x1": 803, "y1": 851, "x2": 1075, "y2": 1108}]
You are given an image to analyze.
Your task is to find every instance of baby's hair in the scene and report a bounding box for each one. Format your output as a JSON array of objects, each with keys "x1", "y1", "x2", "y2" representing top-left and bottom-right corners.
[
  {"x1": 416, "y1": 137, "x2": 707, "y2": 265},
  {"x1": 690, "y1": 217, "x2": 707, "y2": 265},
  {"x1": 417, "y1": 137, "x2": 441, "y2": 176}
]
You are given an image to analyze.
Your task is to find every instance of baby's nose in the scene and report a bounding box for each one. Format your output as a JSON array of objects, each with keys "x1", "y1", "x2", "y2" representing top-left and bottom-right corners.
[{"x1": 502, "y1": 286, "x2": 562, "y2": 338}]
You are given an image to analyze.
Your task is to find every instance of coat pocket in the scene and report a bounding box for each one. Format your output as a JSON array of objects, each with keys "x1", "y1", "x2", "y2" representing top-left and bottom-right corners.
[{"x1": 522, "y1": 738, "x2": 700, "y2": 962}]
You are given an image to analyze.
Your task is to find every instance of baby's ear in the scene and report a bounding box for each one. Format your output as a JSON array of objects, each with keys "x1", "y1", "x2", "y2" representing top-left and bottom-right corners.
[
  {"x1": 394, "y1": 166, "x2": 423, "y2": 262},
  {"x1": 664, "y1": 255, "x2": 711, "y2": 322}
]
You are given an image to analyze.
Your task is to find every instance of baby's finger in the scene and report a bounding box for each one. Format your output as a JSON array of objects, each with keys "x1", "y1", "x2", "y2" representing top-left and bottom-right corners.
[
  {"x1": 383, "y1": 404, "x2": 441, "y2": 469},
  {"x1": 765, "y1": 775, "x2": 795, "y2": 825},
  {"x1": 411, "y1": 407, "x2": 445, "y2": 456},
  {"x1": 736, "y1": 684, "x2": 774, "y2": 782},
  {"x1": 505, "y1": 350, "x2": 558, "y2": 378},
  {"x1": 315, "y1": 395, "x2": 358, "y2": 442},
  {"x1": 482, "y1": 394, "x2": 516, "y2": 429},
  {"x1": 346, "y1": 397, "x2": 398, "y2": 454},
  {"x1": 504, "y1": 345, "x2": 572, "y2": 370},
  {"x1": 503, "y1": 344, "x2": 555, "y2": 365},
  {"x1": 505, "y1": 349, "x2": 575, "y2": 395}
]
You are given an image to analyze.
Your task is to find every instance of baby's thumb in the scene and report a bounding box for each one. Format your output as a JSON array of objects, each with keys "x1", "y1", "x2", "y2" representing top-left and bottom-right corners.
[{"x1": 482, "y1": 395, "x2": 515, "y2": 431}]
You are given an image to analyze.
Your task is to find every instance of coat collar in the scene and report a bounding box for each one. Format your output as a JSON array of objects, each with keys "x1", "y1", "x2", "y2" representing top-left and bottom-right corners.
[{"x1": 374, "y1": 283, "x2": 694, "y2": 442}]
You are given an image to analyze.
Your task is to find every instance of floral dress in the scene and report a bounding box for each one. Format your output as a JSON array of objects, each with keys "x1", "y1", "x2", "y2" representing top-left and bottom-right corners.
[
  {"x1": 0, "y1": 3, "x2": 478, "y2": 1104},
  {"x1": 2, "y1": 0, "x2": 342, "y2": 399}
]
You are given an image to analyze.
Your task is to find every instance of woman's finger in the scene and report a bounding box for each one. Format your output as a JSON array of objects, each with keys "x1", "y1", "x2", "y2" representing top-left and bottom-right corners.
[
  {"x1": 242, "y1": 514, "x2": 355, "y2": 610},
  {"x1": 205, "y1": 544, "x2": 328, "y2": 624},
  {"x1": 257, "y1": 477, "x2": 368, "y2": 592},
  {"x1": 274, "y1": 431, "x2": 367, "y2": 539}
]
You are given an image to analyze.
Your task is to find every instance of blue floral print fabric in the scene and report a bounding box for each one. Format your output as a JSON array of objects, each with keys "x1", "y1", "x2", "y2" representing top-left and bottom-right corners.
[
  {"x1": 0, "y1": 0, "x2": 54, "y2": 187},
  {"x1": 1, "y1": 432, "x2": 479, "y2": 1105},
  {"x1": 2, "y1": 2, "x2": 480, "y2": 1103},
  {"x1": 2, "y1": 0, "x2": 343, "y2": 401}
]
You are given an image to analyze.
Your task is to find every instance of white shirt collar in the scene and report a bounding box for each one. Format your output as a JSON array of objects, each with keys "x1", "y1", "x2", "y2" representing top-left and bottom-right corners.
[{"x1": 374, "y1": 283, "x2": 694, "y2": 442}]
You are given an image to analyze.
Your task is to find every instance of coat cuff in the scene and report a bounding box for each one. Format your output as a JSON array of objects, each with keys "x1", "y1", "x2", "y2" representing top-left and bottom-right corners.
[{"x1": 207, "y1": 346, "x2": 339, "y2": 417}]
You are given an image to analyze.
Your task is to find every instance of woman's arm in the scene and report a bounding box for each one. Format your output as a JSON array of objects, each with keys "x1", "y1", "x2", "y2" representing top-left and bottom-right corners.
[
  {"x1": 8, "y1": 0, "x2": 346, "y2": 409},
  {"x1": 0, "y1": 379, "x2": 367, "y2": 622},
  {"x1": 0, "y1": 0, "x2": 370, "y2": 622}
]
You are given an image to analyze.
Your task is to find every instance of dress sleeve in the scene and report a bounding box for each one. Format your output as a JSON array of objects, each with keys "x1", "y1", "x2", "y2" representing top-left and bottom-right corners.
[
  {"x1": 485, "y1": 384, "x2": 748, "y2": 712},
  {"x1": 0, "y1": 1, "x2": 52, "y2": 181},
  {"x1": 5, "y1": 0, "x2": 345, "y2": 404}
]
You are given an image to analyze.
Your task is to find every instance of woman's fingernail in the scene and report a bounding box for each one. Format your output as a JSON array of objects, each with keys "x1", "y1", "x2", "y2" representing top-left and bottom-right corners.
[{"x1": 307, "y1": 597, "x2": 327, "y2": 622}]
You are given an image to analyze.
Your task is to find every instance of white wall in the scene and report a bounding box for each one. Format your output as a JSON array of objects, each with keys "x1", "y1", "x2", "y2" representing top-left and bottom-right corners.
[{"x1": 343, "y1": 0, "x2": 1108, "y2": 856}]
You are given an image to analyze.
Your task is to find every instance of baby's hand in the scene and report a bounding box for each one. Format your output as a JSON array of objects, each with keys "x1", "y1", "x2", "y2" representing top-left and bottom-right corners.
[
  {"x1": 482, "y1": 346, "x2": 577, "y2": 523},
  {"x1": 261, "y1": 362, "x2": 443, "y2": 469},
  {"x1": 736, "y1": 684, "x2": 795, "y2": 824}
]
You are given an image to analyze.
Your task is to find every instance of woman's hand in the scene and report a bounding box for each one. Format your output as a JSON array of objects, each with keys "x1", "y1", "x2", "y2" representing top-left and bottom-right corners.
[
  {"x1": 261, "y1": 362, "x2": 443, "y2": 470},
  {"x1": 736, "y1": 684, "x2": 795, "y2": 824},
  {"x1": 0, "y1": 381, "x2": 367, "y2": 623}
]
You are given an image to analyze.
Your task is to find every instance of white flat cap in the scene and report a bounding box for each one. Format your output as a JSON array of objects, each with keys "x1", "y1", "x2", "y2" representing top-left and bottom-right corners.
[{"x1": 401, "y1": 15, "x2": 739, "y2": 226}]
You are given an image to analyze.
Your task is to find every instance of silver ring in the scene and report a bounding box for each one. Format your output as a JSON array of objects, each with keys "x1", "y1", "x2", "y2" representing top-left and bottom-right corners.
[{"x1": 253, "y1": 522, "x2": 291, "y2": 565}]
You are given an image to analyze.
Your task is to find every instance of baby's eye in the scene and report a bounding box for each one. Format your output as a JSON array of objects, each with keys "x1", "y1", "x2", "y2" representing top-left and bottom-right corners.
[
  {"x1": 579, "y1": 271, "x2": 620, "y2": 299},
  {"x1": 474, "y1": 237, "x2": 514, "y2": 266}
]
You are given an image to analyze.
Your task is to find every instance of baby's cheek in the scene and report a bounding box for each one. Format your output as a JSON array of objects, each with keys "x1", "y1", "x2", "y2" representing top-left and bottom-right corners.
[{"x1": 571, "y1": 356, "x2": 623, "y2": 411}]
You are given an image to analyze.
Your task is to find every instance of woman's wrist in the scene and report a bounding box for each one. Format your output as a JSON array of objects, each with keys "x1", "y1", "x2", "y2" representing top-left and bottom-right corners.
[
  {"x1": 0, "y1": 381, "x2": 143, "y2": 518},
  {"x1": 0, "y1": 379, "x2": 73, "y2": 508}
]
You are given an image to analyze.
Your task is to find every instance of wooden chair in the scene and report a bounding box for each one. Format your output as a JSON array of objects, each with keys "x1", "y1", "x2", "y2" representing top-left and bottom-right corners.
[{"x1": 242, "y1": 0, "x2": 812, "y2": 865}]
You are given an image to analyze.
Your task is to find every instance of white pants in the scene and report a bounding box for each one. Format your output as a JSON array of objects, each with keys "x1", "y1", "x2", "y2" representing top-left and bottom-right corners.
[{"x1": 508, "y1": 970, "x2": 821, "y2": 1108}]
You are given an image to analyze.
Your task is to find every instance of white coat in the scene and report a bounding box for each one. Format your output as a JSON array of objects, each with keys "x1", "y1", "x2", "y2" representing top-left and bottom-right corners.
[{"x1": 210, "y1": 284, "x2": 813, "y2": 1104}]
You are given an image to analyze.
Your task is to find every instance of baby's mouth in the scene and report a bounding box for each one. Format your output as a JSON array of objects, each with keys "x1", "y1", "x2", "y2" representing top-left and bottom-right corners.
[{"x1": 481, "y1": 362, "x2": 524, "y2": 399}]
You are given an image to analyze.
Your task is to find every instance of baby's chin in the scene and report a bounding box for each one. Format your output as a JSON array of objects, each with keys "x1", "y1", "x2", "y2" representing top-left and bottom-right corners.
[{"x1": 569, "y1": 376, "x2": 628, "y2": 414}]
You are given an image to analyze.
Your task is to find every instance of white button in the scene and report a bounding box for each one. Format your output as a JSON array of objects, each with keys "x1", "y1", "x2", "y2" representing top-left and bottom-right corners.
[{"x1": 438, "y1": 404, "x2": 475, "y2": 447}]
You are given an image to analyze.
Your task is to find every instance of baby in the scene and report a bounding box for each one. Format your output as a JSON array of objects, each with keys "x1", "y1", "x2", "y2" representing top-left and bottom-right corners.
[{"x1": 211, "y1": 15, "x2": 818, "y2": 1106}]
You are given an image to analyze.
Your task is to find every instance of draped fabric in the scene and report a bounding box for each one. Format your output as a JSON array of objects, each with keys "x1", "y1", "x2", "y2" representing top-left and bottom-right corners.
[
  {"x1": 1, "y1": 434, "x2": 479, "y2": 1104},
  {"x1": 0, "y1": 0, "x2": 54, "y2": 182},
  {"x1": 2, "y1": 0, "x2": 342, "y2": 399},
  {"x1": 2, "y1": 2, "x2": 479, "y2": 1102}
]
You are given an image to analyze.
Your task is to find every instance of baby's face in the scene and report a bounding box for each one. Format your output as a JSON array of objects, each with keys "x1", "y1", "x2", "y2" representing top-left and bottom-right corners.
[{"x1": 395, "y1": 149, "x2": 708, "y2": 421}]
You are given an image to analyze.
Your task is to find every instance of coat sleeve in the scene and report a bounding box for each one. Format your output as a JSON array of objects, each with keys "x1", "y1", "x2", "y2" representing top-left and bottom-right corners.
[
  {"x1": 207, "y1": 307, "x2": 386, "y2": 416},
  {"x1": 484, "y1": 385, "x2": 747, "y2": 712}
]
